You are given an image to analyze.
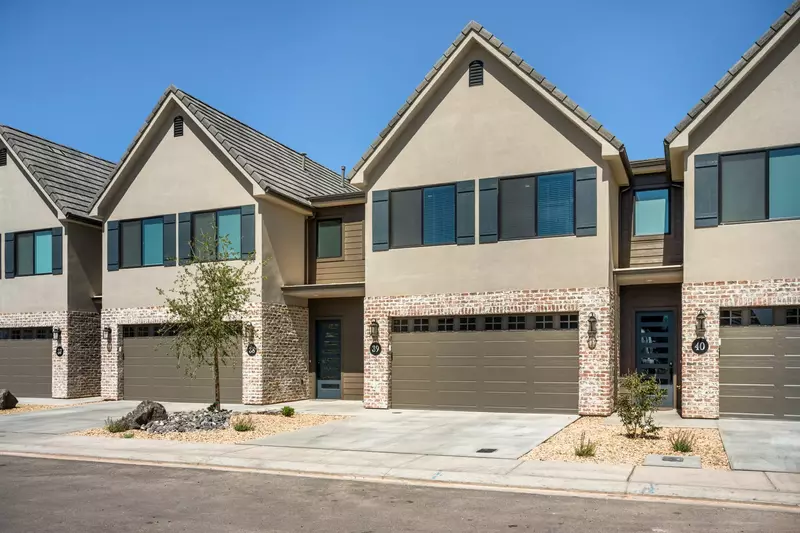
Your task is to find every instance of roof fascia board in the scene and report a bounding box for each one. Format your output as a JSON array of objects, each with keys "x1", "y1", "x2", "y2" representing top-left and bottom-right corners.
[
  {"x1": 260, "y1": 190, "x2": 313, "y2": 216},
  {"x1": 0, "y1": 133, "x2": 65, "y2": 219},
  {"x1": 669, "y1": 14, "x2": 800, "y2": 152},
  {"x1": 351, "y1": 33, "x2": 623, "y2": 188}
]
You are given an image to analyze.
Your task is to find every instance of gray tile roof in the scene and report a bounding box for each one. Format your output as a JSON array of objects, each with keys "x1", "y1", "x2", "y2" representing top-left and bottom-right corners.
[
  {"x1": 93, "y1": 86, "x2": 357, "y2": 210},
  {"x1": 664, "y1": 0, "x2": 800, "y2": 145},
  {"x1": 0, "y1": 125, "x2": 115, "y2": 218},
  {"x1": 348, "y1": 20, "x2": 627, "y2": 179}
]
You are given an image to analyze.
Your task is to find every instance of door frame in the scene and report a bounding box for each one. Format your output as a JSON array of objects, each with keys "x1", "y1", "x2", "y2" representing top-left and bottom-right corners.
[
  {"x1": 314, "y1": 318, "x2": 343, "y2": 399},
  {"x1": 633, "y1": 308, "x2": 679, "y2": 409}
]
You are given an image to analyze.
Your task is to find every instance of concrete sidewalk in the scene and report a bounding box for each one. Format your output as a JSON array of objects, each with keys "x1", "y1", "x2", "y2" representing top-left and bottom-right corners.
[{"x1": 0, "y1": 431, "x2": 798, "y2": 508}]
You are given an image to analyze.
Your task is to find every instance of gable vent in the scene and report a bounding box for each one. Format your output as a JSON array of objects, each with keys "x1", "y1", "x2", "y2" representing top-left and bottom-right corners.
[
  {"x1": 0, "y1": 148, "x2": 6, "y2": 166},
  {"x1": 468, "y1": 60, "x2": 484, "y2": 87},
  {"x1": 173, "y1": 116, "x2": 184, "y2": 137}
]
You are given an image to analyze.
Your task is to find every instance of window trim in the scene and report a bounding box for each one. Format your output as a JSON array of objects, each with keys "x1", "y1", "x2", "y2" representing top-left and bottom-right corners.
[
  {"x1": 717, "y1": 143, "x2": 800, "y2": 225},
  {"x1": 14, "y1": 228, "x2": 54, "y2": 277},
  {"x1": 118, "y1": 216, "x2": 165, "y2": 270},
  {"x1": 497, "y1": 169, "x2": 577, "y2": 242},
  {"x1": 190, "y1": 206, "x2": 243, "y2": 261},
  {"x1": 388, "y1": 182, "x2": 458, "y2": 250},
  {"x1": 316, "y1": 218, "x2": 344, "y2": 262}
]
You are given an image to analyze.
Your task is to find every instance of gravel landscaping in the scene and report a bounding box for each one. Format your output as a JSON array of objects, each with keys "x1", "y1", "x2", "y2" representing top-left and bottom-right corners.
[
  {"x1": 524, "y1": 417, "x2": 730, "y2": 470},
  {"x1": 73, "y1": 410, "x2": 347, "y2": 444},
  {"x1": 0, "y1": 402, "x2": 99, "y2": 416}
]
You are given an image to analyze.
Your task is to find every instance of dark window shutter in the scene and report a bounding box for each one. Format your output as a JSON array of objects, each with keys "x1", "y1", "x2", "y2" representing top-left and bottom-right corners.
[
  {"x1": 178, "y1": 212, "x2": 192, "y2": 265},
  {"x1": 0, "y1": 233, "x2": 2, "y2": 279},
  {"x1": 162, "y1": 214, "x2": 176, "y2": 266},
  {"x1": 575, "y1": 167, "x2": 597, "y2": 236},
  {"x1": 0, "y1": 148, "x2": 7, "y2": 166},
  {"x1": 107, "y1": 221, "x2": 119, "y2": 271},
  {"x1": 173, "y1": 116, "x2": 184, "y2": 137},
  {"x1": 5, "y1": 233, "x2": 16, "y2": 278},
  {"x1": 694, "y1": 154, "x2": 719, "y2": 227},
  {"x1": 469, "y1": 60, "x2": 484, "y2": 87},
  {"x1": 456, "y1": 180, "x2": 475, "y2": 245},
  {"x1": 479, "y1": 177, "x2": 499, "y2": 243},
  {"x1": 240, "y1": 204, "x2": 256, "y2": 259},
  {"x1": 372, "y1": 190, "x2": 390, "y2": 251},
  {"x1": 51, "y1": 227, "x2": 63, "y2": 275}
]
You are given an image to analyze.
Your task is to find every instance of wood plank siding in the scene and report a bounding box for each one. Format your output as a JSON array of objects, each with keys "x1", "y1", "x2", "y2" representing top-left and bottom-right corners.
[{"x1": 309, "y1": 204, "x2": 365, "y2": 284}]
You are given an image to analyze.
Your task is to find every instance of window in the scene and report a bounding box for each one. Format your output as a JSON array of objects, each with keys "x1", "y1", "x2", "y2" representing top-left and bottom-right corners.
[
  {"x1": 459, "y1": 317, "x2": 476, "y2": 331},
  {"x1": 389, "y1": 185, "x2": 456, "y2": 248},
  {"x1": 719, "y1": 146, "x2": 800, "y2": 223},
  {"x1": 560, "y1": 314, "x2": 578, "y2": 330},
  {"x1": 508, "y1": 316, "x2": 526, "y2": 330},
  {"x1": 317, "y1": 219, "x2": 342, "y2": 259},
  {"x1": 749, "y1": 309, "x2": 773, "y2": 326},
  {"x1": 499, "y1": 172, "x2": 576, "y2": 240},
  {"x1": 485, "y1": 316, "x2": 502, "y2": 331},
  {"x1": 437, "y1": 317, "x2": 454, "y2": 331},
  {"x1": 0, "y1": 328, "x2": 52, "y2": 340},
  {"x1": 412, "y1": 318, "x2": 429, "y2": 332},
  {"x1": 468, "y1": 60, "x2": 483, "y2": 87},
  {"x1": 634, "y1": 189, "x2": 670, "y2": 236},
  {"x1": 535, "y1": 315, "x2": 554, "y2": 330},
  {"x1": 720, "y1": 309, "x2": 743, "y2": 327},
  {"x1": 787, "y1": 308, "x2": 800, "y2": 325},
  {"x1": 392, "y1": 319, "x2": 409, "y2": 333},
  {"x1": 120, "y1": 217, "x2": 163, "y2": 268},
  {"x1": 15, "y1": 230, "x2": 52, "y2": 276},
  {"x1": 192, "y1": 208, "x2": 242, "y2": 261},
  {"x1": 173, "y1": 116, "x2": 184, "y2": 137}
]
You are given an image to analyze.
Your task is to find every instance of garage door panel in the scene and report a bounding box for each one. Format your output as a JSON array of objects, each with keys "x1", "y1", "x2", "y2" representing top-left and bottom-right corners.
[
  {"x1": 720, "y1": 396, "x2": 777, "y2": 418},
  {"x1": 720, "y1": 365, "x2": 776, "y2": 385},
  {"x1": 0, "y1": 339, "x2": 52, "y2": 398},
  {"x1": 482, "y1": 391, "x2": 527, "y2": 410},
  {"x1": 533, "y1": 338, "x2": 579, "y2": 356},
  {"x1": 482, "y1": 366, "x2": 526, "y2": 382},
  {"x1": 533, "y1": 366, "x2": 578, "y2": 384},
  {"x1": 433, "y1": 355, "x2": 478, "y2": 367},
  {"x1": 533, "y1": 392, "x2": 578, "y2": 411},
  {"x1": 392, "y1": 367, "x2": 432, "y2": 381},
  {"x1": 785, "y1": 396, "x2": 800, "y2": 418}
]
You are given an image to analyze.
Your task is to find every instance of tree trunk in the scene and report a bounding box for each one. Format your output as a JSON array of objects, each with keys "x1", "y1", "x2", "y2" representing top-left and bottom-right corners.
[{"x1": 213, "y1": 346, "x2": 221, "y2": 411}]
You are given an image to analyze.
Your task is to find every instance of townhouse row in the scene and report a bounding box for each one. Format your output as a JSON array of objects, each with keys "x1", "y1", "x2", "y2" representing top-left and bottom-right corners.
[{"x1": 1, "y1": 4, "x2": 799, "y2": 419}]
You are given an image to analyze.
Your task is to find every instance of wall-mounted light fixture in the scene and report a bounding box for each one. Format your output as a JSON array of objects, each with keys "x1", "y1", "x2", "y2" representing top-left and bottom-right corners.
[
  {"x1": 52, "y1": 327, "x2": 62, "y2": 345},
  {"x1": 103, "y1": 326, "x2": 112, "y2": 343},
  {"x1": 587, "y1": 313, "x2": 598, "y2": 350},
  {"x1": 695, "y1": 310, "x2": 707, "y2": 338},
  {"x1": 244, "y1": 323, "x2": 255, "y2": 344},
  {"x1": 369, "y1": 320, "x2": 380, "y2": 339}
]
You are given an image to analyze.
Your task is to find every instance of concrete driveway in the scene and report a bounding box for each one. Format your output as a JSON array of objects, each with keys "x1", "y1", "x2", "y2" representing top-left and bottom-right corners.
[
  {"x1": 719, "y1": 419, "x2": 800, "y2": 473},
  {"x1": 249, "y1": 406, "x2": 578, "y2": 459}
]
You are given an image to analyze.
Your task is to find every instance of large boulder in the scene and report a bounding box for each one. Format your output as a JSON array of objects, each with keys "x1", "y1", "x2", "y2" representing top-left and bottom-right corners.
[
  {"x1": 0, "y1": 389, "x2": 18, "y2": 410},
  {"x1": 122, "y1": 400, "x2": 168, "y2": 429}
]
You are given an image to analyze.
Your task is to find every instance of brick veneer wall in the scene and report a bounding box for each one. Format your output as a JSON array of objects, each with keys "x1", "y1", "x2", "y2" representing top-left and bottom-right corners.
[
  {"x1": 681, "y1": 278, "x2": 800, "y2": 419},
  {"x1": 0, "y1": 311, "x2": 100, "y2": 398},
  {"x1": 100, "y1": 302, "x2": 309, "y2": 405},
  {"x1": 363, "y1": 287, "x2": 617, "y2": 415}
]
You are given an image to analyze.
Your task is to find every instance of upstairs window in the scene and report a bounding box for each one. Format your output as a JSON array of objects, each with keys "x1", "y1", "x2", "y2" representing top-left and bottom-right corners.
[
  {"x1": 389, "y1": 184, "x2": 455, "y2": 248},
  {"x1": 468, "y1": 60, "x2": 484, "y2": 87},
  {"x1": 16, "y1": 230, "x2": 52, "y2": 276},
  {"x1": 192, "y1": 208, "x2": 242, "y2": 261},
  {"x1": 634, "y1": 189, "x2": 670, "y2": 236},
  {"x1": 499, "y1": 171, "x2": 576, "y2": 240},
  {"x1": 720, "y1": 146, "x2": 800, "y2": 223},
  {"x1": 317, "y1": 219, "x2": 342, "y2": 259},
  {"x1": 120, "y1": 217, "x2": 164, "y2": 268}
]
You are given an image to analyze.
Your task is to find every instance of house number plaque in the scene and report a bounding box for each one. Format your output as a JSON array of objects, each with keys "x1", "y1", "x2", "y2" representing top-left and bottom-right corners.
[
  {"x1": 246, "y1": 344, "x2": 258, "y2": 356},
  {"x1": 369, "y1": 342, "x2": 382, "y2": 356},
  {"x1": 691, "y1": 338, "x2": 708, "y2": 355}
]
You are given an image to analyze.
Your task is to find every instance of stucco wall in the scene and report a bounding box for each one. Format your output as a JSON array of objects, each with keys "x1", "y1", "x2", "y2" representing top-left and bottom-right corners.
[
  {"x1": 362, "y1": 44, "x2": 611, "y2": 296},
  {"x1": 684, "y1": 22, "x2": 800, "y2": 283},
  {"x1": 0, "y1": 153, "x2": 67, "y2": 313}
]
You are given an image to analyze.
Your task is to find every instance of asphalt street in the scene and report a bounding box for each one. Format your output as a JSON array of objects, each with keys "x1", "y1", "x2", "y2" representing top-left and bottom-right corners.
[{"x1": 0, "y1": 457, "x2": 797, "y2": 532}]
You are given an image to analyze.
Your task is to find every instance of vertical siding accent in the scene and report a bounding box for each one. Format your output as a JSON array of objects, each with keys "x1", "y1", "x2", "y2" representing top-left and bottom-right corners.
[
  {"x1": 478, "y1": 177, "x2": 498, "y2": 243},
  {"x1": 456, "y1": 180, "x2": 475, "y2": 245},
  {"x1": 575, "y1": 167, "x2": 597, "y2": 236},
  {"x1": 51, "y1": 227, "x2": 63, "y2": 275},
  {"x1": 178, "y1": 212, "x2": 192, "y2": 265},
  {"x1": 694, "y1": 154, "x2": 719, "y2": 228},
  {"x1": 372, "y1": 190, "x2": 389, "y2": 251},
  {"x1": 106, "y1": 222, "x2": 119, "y2": 272},
  {"x1": 162, "y1": 214, "x2": 176, "y2": 266},
  {"x1": 240, "y1": 204, "x2": 256, "y2": 258}
]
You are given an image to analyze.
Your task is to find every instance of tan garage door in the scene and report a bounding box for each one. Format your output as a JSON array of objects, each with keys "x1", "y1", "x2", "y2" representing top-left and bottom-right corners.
[
  {"x1": 719, "y1": 307, "x2": 800, "y2": 419},
  {"x1": 391, "y1": 314, "x2": 579, "y2": 413},
  {"x1": 122, "y1": 325, "x2": 242, "y2": 404},
  {"x1": 0, "y1": 328, "x2": 52, "y2": 398}
]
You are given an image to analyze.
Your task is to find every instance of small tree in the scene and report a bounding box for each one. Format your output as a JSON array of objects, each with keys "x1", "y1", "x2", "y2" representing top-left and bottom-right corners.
[
  {"x1": 617, "y1": 373, "x2": 667, "y2": 438},
  {"x1": 157, "y1": 228, "x2": 259, "y2": 411}
]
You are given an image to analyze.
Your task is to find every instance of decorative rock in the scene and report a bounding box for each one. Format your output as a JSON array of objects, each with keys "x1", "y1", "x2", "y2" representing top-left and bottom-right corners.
[
  {"x1": 143, "y1": 409, "x2": 232, "y2": 434},
  {"x1": 122, "y1": 400, "x2": 168, "y2": 429},
  {"x1": 0, "y1": 389, "x2": 18, "y2": 410}
]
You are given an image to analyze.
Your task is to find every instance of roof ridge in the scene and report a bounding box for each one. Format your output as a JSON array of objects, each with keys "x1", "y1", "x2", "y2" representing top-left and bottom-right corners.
[
  {"x1": 173, "y1": 87, "x2": 341, "y2": 179},
  {"x1": 664, "y1": 0, "x2": 799, "y2": 145},
  {"x1": 347, "y1": 20, "x2": 626, "y2": 179},
  {"x1": 0, "y1": 124, "x2": 115, "y2": 166}
]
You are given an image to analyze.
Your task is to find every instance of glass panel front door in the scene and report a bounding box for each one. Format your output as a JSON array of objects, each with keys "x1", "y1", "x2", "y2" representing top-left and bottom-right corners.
[
  {"x1": 635, "y1": 311, "x2": 675, "y2": 407},
  {"x1": 316, "y1": 320, "x2": 342, "y2": 399}
]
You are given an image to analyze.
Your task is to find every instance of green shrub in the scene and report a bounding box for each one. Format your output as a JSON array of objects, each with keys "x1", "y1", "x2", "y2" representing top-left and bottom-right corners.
[
  {"x1": 104, "y1": 417, "x2": 129, "y2": 434},
  {"x1": 122, "y1": 432, "x2": 135, "y2": 439},
  {"x1": 669, "y1": 429, "x2": 697, "y2": 453},
  {"x1": 232, "y1": 414, "x2": 255, "y2": 432},
  {"x1": 281, "y1": 406, "x2": 295, "y2": 418},
  {"x1": 574, "y1": 432, "x2": 597, "y2": 457},
  {"x1": 617, "y1": 373, "x2": 666, "y2": 439}
]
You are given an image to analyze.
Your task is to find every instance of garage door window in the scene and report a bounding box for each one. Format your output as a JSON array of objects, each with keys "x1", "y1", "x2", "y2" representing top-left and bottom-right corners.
[
  {"x1": 392, "y1": 314, "x2": 579, "y2": 332},
  {"x1": 392, "y1": 319, "x2": 409, "y2": 333},
  {"x1": 560, "y1": 314, "x2": 578, "y2": 329},
  {"x1": 437, "y1": 318, "x2": 454, "y2": 331},
  {"x1": 535, "y1": 315, "x2": 554, "y2": 330},
  {"x1": 412, "y1": 319, "x2": 429, "y2": 332},
  {"x1": 0, "y1": 327, "x2": 52, "y2": 340},
  {"x1": 508, "y1": 316, "x2": 526, "y2": 330},
  {"x1": 788, "y1": 308, "x2": 799, "y2": 325},
  {"x1": 459, "y1": 317, "x2": 476, "y2": 331},
  {"x1": 485, "y1": 316, "x2": 503, "y2": 330},
  {"x1": 721, "y1": 307, "x2": 796, "y2": 326}
]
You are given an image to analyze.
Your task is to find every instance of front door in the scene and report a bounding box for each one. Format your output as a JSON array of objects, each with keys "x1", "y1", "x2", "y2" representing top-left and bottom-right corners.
[
  {"x1": 315, "y1": 320, "x2": 342, "y2": 399},
  {"x1": 635, "y1": 311, "x2": 675, "y2": 407}
]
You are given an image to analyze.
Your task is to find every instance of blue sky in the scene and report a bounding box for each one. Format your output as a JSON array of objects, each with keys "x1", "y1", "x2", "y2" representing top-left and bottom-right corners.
[{"x1": 0, "y1": 0, "x2": 788, "y2": 169}]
